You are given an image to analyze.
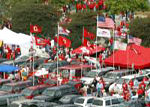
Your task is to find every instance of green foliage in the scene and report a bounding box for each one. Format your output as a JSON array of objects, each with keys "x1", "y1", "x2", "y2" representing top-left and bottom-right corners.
[
  {"x1": 105, "y1": 0, "x2": 149, "y2": 14},
  {"x1": 129, "y1": 17, "x2": 150, "y2": 47},
  {"x1": 11, "y1": 2, "x2": 60, "y2": 37},
  {"x1": 64, "y1": 12, "x2": 97, "y2": 48}
]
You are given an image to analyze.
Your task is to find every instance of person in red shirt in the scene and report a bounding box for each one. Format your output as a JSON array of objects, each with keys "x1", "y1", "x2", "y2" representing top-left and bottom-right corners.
[
  {"x1": 122, "y1": 80, "x2": 128, "y2": 91},
  {"x1": 137, "y1": 87, "x2": 144, "y2": 99},
  {"x1": 139, "y1": 81, "x2": 146, "y2": 90},
  {"x1": 129, "y1": 79, "x2": 134, "y2": 90},
  {"x1": 15, "y1": 45, "x2": 21, "y2": 56}
]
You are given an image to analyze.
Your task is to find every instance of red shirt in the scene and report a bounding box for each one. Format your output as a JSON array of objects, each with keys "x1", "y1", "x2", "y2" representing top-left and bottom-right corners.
[
  {"x1": 139, "y1": 81, "x2": 146, "y2": 89},
  {"x1": 129, "y1": 80, "x2": 134, "y2": 88},
  {"x1": 122, "y1": 83, "x2": 128, "y2": 91},
  {"x1": 137, "y1": 88, "x2": 144, "y2": 95}
]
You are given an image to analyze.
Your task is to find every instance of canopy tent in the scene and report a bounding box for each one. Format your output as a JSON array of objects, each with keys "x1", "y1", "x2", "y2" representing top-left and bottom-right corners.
[
  {"x1": 0, "y1": 27, "x2": 32, "y2": 55},
  {"x1": 72, "y1": 45, "x2": 105, "y2": 55},
  {"x1": 0, "y1": 65, "x2": 19, "y2": 73},
  {"x1": 104, "y1": 44, "x2": 150, "y2": 69}
]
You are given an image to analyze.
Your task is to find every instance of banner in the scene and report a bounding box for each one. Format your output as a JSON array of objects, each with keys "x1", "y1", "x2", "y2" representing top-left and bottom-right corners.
[
  {"x1": 97, "y1": 28, "x2": 111, "y2": 38},
  {"x1": 113, "y1": 41, "x2": 127, "y2": 50}
]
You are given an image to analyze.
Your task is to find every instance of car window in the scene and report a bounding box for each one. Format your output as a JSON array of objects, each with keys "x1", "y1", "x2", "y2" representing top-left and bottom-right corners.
[
  {"x1": 55, "y1": 90, "x2": 61, "y2": 97},
  {"x1": 32, "y1": 90, "x2": 39, "y2": 96},
  {"x1": 106, "y1": 100, "x2": 111, "y2": 105},
  {"x1": 87, "y1": 98, "x2": 93, "y2": 103},
  {"x1": 75, "y1": 98, "x2": 84, "y2": 104},
  {"x1": 92, "y1": 99, "x2": 103, "y2": 106},
  {"x1": 136, "y1": 76, "x2": 144, "y2": 82},
  {"x1": 112, "y1": 99, "x2": 121, "y2": 105}
]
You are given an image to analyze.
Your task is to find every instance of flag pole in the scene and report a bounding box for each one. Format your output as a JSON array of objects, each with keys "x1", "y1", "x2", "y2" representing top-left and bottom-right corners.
[
  {"x1": 96, "y1": 15, "x2": 98, "y2": 71},
  {"x1": 96, "y1": 15, "x2": 102, "y2": 72},
  {"x1": 113, "y1": 28, "x2": 115, "y2": 71},
  {"x1": 57, "y1": 23, "x2": 59, "y2": 86},
  {"x1": 81, "y1": 26, "x2": 84, "y2": 78}
]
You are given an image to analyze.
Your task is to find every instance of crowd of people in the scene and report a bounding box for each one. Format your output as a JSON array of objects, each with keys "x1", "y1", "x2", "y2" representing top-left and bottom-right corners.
[
  {"x1": 79, "y1": 75, "x2": 150, "y2": 102},
  {"x1": 0, "y1": 41, "x2": 21, "y2": 60}
]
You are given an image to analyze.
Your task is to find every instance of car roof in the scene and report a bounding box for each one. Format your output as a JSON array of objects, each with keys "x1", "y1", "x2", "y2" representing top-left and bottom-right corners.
[
  {"x1": 46, "y1": 85, "x2": 71, "y2": 90},
  {"x1": 0, "y1": 79, "x2": 11, "y2": 83},
  {"x1": 76, "y1": 96, "x2": 94, "y2": 100},
  {"x1": 27, "y1": 84, "x2": 49, "y2": 90},
  {"x1": 4, "y1": 80, "x2": 31, "y2": 86},
  {"x1": 94, "y1": 96, "x2": 123, "y2": 100},
  {"x1": 12, "y1": 99, "x2": 43, "y2": 105},
  {"x1": 91, "y1": 67, "x2": 115, "y2": 72},
  {"x1": 122, "y1": 74, "x2": 145, "y2": 80}
]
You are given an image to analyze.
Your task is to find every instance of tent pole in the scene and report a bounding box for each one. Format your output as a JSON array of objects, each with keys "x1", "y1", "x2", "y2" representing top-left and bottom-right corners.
[{"x1": 113, "y1": 28, "x2": 115, "y2": 71}]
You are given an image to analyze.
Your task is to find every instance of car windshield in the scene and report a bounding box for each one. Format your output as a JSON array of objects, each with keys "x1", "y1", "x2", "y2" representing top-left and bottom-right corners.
[
  {"x1": 44, "y1": 80, "x2": 56, "y2": 84},
  {"x1": 0, "y1": 85, "x2": 12, "y2": 92},
  {"x1": 103, "y1": 73, "x2": 118, "y2": 79},
  {"x1": 43, "y1": 90, "x2": 55, "y2": 96},
  {"x1": 21, "y1": 88, "x2": 33, "y2": 96},
  {"x1": 116, "y1": 78, "x2": 130, "y2": 84},
  {"x1": 93, "y1": 99, "x2": 103, "y2": 106},
  {"x1": 75, "y1": 98, "x2": 84, "y2": 104},
  {"x1": 85, "y1": 71, "x2": 97, "y2": 77}
]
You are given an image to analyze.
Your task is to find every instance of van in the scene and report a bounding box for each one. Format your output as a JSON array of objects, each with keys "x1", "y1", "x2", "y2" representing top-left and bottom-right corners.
[{"x1": 0, "y1": 80, "x2": 33, "y2": 94}]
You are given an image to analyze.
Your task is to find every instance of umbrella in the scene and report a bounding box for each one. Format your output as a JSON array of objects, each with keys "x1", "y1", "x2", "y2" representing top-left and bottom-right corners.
[{"x1": 0, "y1": 65, "x2": 20, "y2": 73}]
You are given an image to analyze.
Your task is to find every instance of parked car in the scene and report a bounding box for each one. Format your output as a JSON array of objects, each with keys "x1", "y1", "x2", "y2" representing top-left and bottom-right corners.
[
  {"x1": 0, "y1": 79, "x2": 11, "y2": 88},
  {"x1": 0, "y1": 80, "x2": 33, "y2": 94},
  {"x1": 0, "y1": 93, "x2": 24, "y2": 106},
  {"x1": 21, "y1": 84, "x2": 51, "y2": 99},
  {"x1": 91, "y1": 96, "x2": 124, "y2": 107},
  {"x1": 43, "y1": 79, "x2": 57, "y2": 86},
  {"x1": 58, "y1": 94, "x2": 81, "y2": 104},
  {"x1": 80, "y1": 67, "x2": 115, "y2": 85},
  {"x1": 102, "y1": 69, "x2": 136, "y2": 91},
  {"x1": 109, "y1": 73, "x2": 150, "y2": 94},
  {"x1": 74, "y1": 96, "x2": 94, "y2": 107},
  {"x1": 34, "y1": 85, "x2": 79, "y2": 102},
  {"x1": 39, "y1": 60, "x2": 69, "y2": 72},
  {"x1": 55, "y1": 104, "x2": 83, "y2": 107},
  {"x1": 8, "y1": 99, "x2": 47, "y2": 107}
]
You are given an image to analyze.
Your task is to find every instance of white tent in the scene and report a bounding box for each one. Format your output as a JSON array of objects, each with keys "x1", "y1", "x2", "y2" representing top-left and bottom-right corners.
[{"x1": 0, "y1": 27, "x2": 32, "y2": 55}]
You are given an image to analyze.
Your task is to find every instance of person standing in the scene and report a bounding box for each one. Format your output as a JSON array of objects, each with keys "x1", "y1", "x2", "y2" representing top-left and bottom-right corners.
[{"x1": 96, "y1": 79, "x2": 103, "y2": 97}]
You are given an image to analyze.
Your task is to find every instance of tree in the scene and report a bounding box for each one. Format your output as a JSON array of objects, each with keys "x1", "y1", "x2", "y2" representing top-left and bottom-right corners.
[
  {"x1": 105, "y1": 0, "x2": 149, "y2": 14},
  {"x1": 64, "y1": 12, "x2": 97, "y2": 48},
  {"x1": 11, "y1": 2, "x2": 60, "y2": 37},
  {"x1": 129, "y1": 17, "x2": 150, "y2": 47}
]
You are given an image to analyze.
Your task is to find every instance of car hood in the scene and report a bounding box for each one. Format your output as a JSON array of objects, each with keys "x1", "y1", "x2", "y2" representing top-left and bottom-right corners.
[
  {"x1": 0, "y1": 91, "x2": 10, "y2": 95},
  {"x1": 80, "y1": 77, "x2": 94, "y2": 84}
]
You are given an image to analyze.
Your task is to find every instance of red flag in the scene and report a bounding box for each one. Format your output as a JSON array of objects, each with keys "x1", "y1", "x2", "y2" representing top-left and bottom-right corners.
[
  {"x1": 83, "y1": 39, "x2": 88, "y2": 46},
  {"x1": 54, "y1": 36, "x2": 71, "y2": 48},
  {"x1": 30, "y1": 25, "x2": 42, "y2": 33}
]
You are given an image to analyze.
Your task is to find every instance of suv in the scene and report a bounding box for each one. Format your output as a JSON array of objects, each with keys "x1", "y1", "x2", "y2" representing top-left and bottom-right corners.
[
  {"x1": 91, "y1": 96, "x2": 124, "y2": 107},
  {"x1": 34, "y1": 85, "x2": 78, "y2": 102},
  {"x1": 80, "y1": 67, "x2": 115, "y2": 85},
  {"x1": 0, "y1": 79, "x2": 11, "y2": 88},
  {"x1": 102, "y1": 69, "x2": 136, "y2": 91},
  {"x1": 21, "y1": 84, "x2": 51, "y2": 99},
  {"x1": 74, "y1": 96, "x2": 94, "y2": 107},
  {"x1": 0, "y1": 80, "x2": 32, "y2": 94},
  {"x1": 109, "y1": 73, "x2": 150, "y2": 94}
]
